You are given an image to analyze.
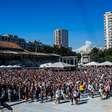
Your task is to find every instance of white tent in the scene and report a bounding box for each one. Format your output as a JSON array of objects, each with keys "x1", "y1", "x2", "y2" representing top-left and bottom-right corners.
[
  {"x1": 85, "y1": 61, "x2": 112, "y2": 66},
  {"x1": 12, "y1": 65, "x2": 21, "y2": 68},
  {"x1": 7, "y1": 65, "x2": 13, "y2": 68},
  {"x1": 50, "y1": 62, "x2": 75, "y2": 68},
  {"x1": 40, "y1": 62, "x2": 75, "y2": 68},
  {"x1": 0, "y1": 65, "x2": 21, "y2": 68},
  {"x1": 99, "y1": 61, "x2": 112, "y2": 66},
  {"x1": 40, "y1": 63, "x2": 52, "y2": 68},
  {"x1": 85, "y1": 62, "x2": 99, "y2": 66},
  {"x1": 0, "y1": 65, "x2": 7, "y2": 68}
]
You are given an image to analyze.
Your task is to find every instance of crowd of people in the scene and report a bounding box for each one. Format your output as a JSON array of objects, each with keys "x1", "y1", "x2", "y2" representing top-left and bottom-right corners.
[{"x1": 0, "y1": 66, "x2": 112, "y2": 106}]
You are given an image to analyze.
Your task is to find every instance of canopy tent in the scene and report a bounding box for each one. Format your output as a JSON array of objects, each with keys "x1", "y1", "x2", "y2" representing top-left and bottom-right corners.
[
  {"x1": 85, "y1": 61, "x2": 112, "y2": 66},
  {"x1": 40, "y1": 62, "x2": 75, "y2": 69},
  {"x1": 99, "y1": 61, "x2": 112, "y2": 66},
  {"x1": 0, "y1": 65, "x2": 21, "y2": 68},
  {"x1": 0, "y1": 65, "x2": 7, "y2": 68},
  {"x1": 50, "y1": 62, "x2": 75, "y2": 68},
  {"x1": 84, "y1": 62, "x2": 100, "y2": 66},
  {"x1": 40, "y1": 63, "x2": 52, "y2": 68},
  {"x1": 12, "y1": 65, "x2": 21, "y2": 68}
]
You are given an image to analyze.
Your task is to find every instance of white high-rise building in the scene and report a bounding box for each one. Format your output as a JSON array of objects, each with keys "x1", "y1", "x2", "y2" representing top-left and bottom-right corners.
[
  {"x1": 54, "y1": 29, "x2": 68, "y2": 48},
  {"x1": 104, "y1": 12, "x2": 112, "y2": 49}
]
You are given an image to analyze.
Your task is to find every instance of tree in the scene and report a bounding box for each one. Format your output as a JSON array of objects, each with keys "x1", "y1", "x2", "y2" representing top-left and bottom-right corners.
[
  {"x1": 90, "y1": 48, "x2": 99, "y2": 62},
  {"x1": 90, "y1": 48, "x2": 112, "y2": 62}
]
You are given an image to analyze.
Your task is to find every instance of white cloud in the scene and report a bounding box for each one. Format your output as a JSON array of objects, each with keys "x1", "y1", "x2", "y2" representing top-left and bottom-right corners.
[{"x1": 74, "y1": 40, "x2": 93, "y2": 53}]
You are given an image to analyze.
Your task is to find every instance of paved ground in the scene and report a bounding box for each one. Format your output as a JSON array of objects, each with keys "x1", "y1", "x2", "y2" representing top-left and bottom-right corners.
[{"x1": 1, "y1": 97, "x2": 112, "y2": 112}]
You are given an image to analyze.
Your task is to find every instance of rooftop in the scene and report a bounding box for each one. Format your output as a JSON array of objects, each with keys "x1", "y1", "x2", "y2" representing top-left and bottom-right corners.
[{"x1": 0, "y1": 41, "x2": 21, "y2": 49}]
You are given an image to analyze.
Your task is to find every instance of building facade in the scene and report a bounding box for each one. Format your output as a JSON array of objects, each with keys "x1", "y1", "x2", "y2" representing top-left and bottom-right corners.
[
  {"x1": 81, "y1": 53, "x2": 90, "y2": 64},
  {"x1": 54, "y1": 29, "x2": 68, "y2": 48},
  {"x1": 0, "y1": 34, "x2": 26, "y2": 48},
  {"x1": 60, "y1": 56, "x2": 78, "y2": 65},
  {"x1": 104, "y1": 12, "x2": 112, "y2": 49},
  {"x1": 0, "y1": 34, "x2": 41, "y2": 51}
]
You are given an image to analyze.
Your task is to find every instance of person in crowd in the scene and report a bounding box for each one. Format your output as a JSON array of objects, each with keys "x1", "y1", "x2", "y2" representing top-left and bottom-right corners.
[
  {"x1": 0, "y1": 88, "x2": 13, "y2": 111},
  {"x1": 36, "y1": 86, "x2": 41, "y2": 102},
  {"x1": 55, "y1": 87, "x2": 60, "y2": 104},
  {"x1": 73, "y1": 88, "x2": 80, "y2": 104},
  {"x1": 88, "y1": 81, "x2": 95, "y2": 98},
  {"x1": 79, "y1": 81, "x2": 85, "y2": 94}
]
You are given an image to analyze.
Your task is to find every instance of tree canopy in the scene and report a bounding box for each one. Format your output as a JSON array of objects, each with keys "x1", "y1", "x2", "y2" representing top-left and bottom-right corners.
[{"x1": 90, "y1": 48, "x2": 112, "y2": 62}]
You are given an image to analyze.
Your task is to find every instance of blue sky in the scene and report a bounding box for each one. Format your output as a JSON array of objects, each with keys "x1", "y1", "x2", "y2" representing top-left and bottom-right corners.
[{"x1": 0, "y1": 0, "x2": 112, "y2": 49}]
